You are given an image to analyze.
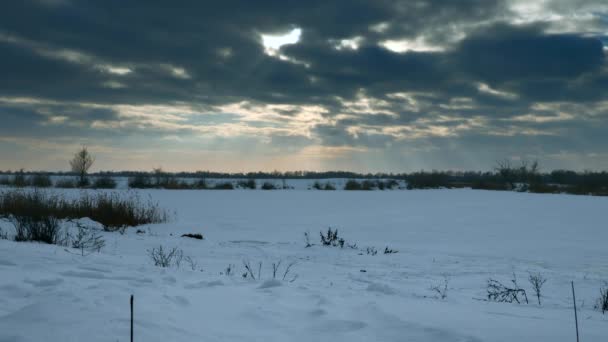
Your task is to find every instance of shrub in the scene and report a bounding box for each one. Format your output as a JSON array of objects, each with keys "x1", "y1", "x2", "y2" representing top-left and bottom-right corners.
[
  {"x1": 72, "y1": 192, "x2": 168, "y2": 230},
  {"x1": 12, "y1": 215, "x2": 61, "y2": 244},
  {"x1": 312, "y1": 181, "x2": 336, "y2": 190},
  {"x1": 0, "y1": 176, "x2": 10, "y2": 186},
  {"x1": 29, "y1": 174, "x2": 52, "y2": 188},
  {"x1": 128, "y1": 174, "x2": 154, "y2": 189},
  {"x1": 344, "y1": 180, "x2": 362, "y2": 190},
  {"x1": 471, "y1": 180, "x2": 508, "y2": 191},
  {"x1": 343, "y1": 180, "x2": 376, "y2": 190},
  {"x1": 212, "y1": 182, "x2": 234, "y2": 190},
  {"x1": 92, "y1": 176, "x2": 117, "y2": 189},
  {"x1": 70, "y1": 222, "x2": 105, "y2": 256},
  {"x1": 237, "y1": 179, "x2": 257, "y2": 189},
  {"x1": 320, "y1": 227, "x2": 344, "y2": 248},
  {"x1": 148, "y1": 245, "x2": 183, "y2": 268},
  {"x1": 383, "y1": 246, "x2": 398, "y2": 254},
  {"x1": 406, "y1": 172, "x2": 450, "y2": 189},
  {"x1": 194, "y1": 178, "x2": 208, "y2": 189},
  {"x1": 487, "y1": 275, "x2": 529, "y2": 304},
  {"x1": 12, "y1": 171, "x2": 28, "y2": 188},
  {"x1": 324, "y1": 182, "x2": 336, "y2": 190},
  {"x1": 162, "y1": 178, "x2": 190, "y2": 189},
  {"x1": 55, "y1": 178, "x2": 77, "y2": 188},
  {"x1": 0, "y1": 190, "x2": 168, "y2": 231},
  {"x1": 261, "y1": 182, "x2": 276, "y2": 190}
]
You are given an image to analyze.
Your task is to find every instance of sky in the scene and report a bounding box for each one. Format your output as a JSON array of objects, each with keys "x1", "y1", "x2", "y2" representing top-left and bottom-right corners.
[{"x1": 1, "y1": 0, "x2": 607, "y2": 173}]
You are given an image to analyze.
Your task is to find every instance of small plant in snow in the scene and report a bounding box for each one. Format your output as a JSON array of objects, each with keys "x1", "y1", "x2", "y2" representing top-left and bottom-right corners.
[
  {"x1": 384, "y1": 246, "x2": 398, "y2": 254},
  {"x1": 595, "y1": 282, "x2": 608, "y2": 314},
  {"x1": 223, "y1": 264, "x2": 235, "y2": 276},
  {"x1": 271, "y1": 260, "x2": 298, "y2": 282},
  {"x1": 487, "y1": 274, "x2": 529, "y2": 304},
  {"x1": 528, "y1": 272, "x2": 547, "y2": 305},
  {"x1": 184, "y1": 256, "x2": 198, "y2": 271},
  {"x1": 71, "y1": 222, "x2": 105, "y2": 256},
  {"x1": 366, "y1": 247, "x2": 378, "y2": 256},
  {"x1": 242, "y1": 260, "x2": 298, "y2": 282},
  {"x1": 148, "y1": 245, "x2": 184, "y2": 268},
  {"x1": 320, "y1": 227, "x2": 344, "y2": 248},
  {"x1": 242, "y1": 260, "x2": 262, "y2": 280},
  {"x1": 304, "y1": 231, "x2": 314, "y2": 248},
  {"x1": 430, "y1": 275, "x2": 449, "y2": 299}
]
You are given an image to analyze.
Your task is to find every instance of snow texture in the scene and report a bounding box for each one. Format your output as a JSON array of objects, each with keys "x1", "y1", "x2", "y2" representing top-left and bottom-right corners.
[{"x1": 0, "y1": 188, "x2": 607, "y2": 341}]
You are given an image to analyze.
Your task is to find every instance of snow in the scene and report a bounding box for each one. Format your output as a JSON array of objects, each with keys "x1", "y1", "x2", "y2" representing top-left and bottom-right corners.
[{"x1": 0, "y1": 188, "x2": 607, "y2": 341}]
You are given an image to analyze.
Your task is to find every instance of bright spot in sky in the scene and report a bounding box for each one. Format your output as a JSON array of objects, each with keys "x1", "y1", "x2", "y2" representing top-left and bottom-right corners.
[
  {"x1": 381, "y1": 38, "x2": 444, "y2": 53},
  {"x1": 261, "y1": 28, "x2": 302, "y2": 53}
]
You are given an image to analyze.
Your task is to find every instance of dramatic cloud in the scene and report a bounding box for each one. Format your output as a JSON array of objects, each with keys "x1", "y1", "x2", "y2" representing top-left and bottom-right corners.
[{"x1": 0, "y1": 0, "x2": 607, "y2": 171}]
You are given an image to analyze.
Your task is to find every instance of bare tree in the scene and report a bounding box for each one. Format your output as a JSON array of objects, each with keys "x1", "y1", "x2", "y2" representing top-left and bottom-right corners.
[
  {"x1": 70, "y1": 146, "x2": 94, "y2": 186},
  {"x1": 495, "y1": 159, "x2": 517, "y2": 189},
  {"x1": 528, "y1": 272, "x2": 547, "y2": 305}
]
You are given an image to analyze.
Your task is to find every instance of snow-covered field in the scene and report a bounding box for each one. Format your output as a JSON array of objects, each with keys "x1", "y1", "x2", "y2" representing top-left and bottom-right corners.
[{"x1": 0, "y1": 188, "x2": 606, "y2": 341}]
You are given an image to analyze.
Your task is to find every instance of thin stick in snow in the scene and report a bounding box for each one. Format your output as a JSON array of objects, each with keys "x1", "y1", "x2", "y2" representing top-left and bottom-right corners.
[
  {"x1": 571, "y1": 281, "x2": 579, "y2": 342},
  {"x1": 130, "y1": 295, "x2": 134, "y2": 342}
]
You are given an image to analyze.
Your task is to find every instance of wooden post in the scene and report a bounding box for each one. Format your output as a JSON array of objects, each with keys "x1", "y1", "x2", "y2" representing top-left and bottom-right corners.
[
  {"x1": 571, "y1": 282, "x2": 579, "y2": 342},
  {"x1": 130, "y1": 295, "x2": 134, "y2": 342}
]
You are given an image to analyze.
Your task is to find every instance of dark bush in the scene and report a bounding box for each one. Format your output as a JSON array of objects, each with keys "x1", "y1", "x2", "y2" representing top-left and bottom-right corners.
[
  {"x1": 406, "y1": 172, "x2": 450, "y2": 189},
  {"x1": 313, "y1": 181, "x2": 336, "y2": 190},
  {"x1": 92, "y1": 176, "x2": 117, "y2": 189},
  {"x1": 237, "y1": 179, "x2": 257, "y2": 189},
  {"x1": 194, "y1": 178, "x2": 208, "y2": 189},
  {"x1": 128, "y1": 174, "x2": 154, "y2": 188},
  {"x1": 162, "y1": 178, "x2": 191, "y2": 190},
  {"x1": 12, "y1": 215, "x2": 61, "y2": 244},
  {"x1": 344, "y1": 180, "x2": 375, "y2": 190},
  {"x1": 0, "y1": 177, "x2": 10, "y2": 186},
  {"x1": 471, "y1": 180, "x2": 509, "y2": 191},
  {"x1": 55, "y1": 178, "x2": 77, "y2": 188},
  {"x1": 0, "y1": 190, "x2": 168, "y2": 231},
  {"x1": 212, "y1": 182, "x2": 234, "y2": 190},
  {"x1": 344, "y1": 180, "x2": 362, "y2": 190},
  {"x1": 361, "y1": 180, "x2": 375, "y2": 190},
  {"x1": 12, "y1": 171, "x2": 28, "y2": 188},
  {"x1": 261, "y1": 182, "x2": 277, "y2": 190},
  {"x1": 320, "y1": 227, "x2": 345, "y2": 248},
  {"x1": 29, "y1": 174, "x2": 53, "y2": 188}
]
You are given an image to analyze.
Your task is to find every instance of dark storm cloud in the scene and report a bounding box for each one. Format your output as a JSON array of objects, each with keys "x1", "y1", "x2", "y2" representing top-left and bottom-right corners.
[
  {"x1": 453, "y1": 23, "x2": 605, "y2": 84},
  {"x1": 0, "y1": 0, "x2": 510, "y2": 106},
  {"x1": 1, "y1": 0, "x2": 608, "y2": 170}
]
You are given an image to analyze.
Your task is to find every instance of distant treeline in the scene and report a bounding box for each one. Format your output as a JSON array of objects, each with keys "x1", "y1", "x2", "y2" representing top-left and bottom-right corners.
[
  {"x1": 2, "y1": 167, "x2": 608, "y2": 195},
  {"x1": 0, "y1": 170, "x2": 398, "y2": 179}
]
